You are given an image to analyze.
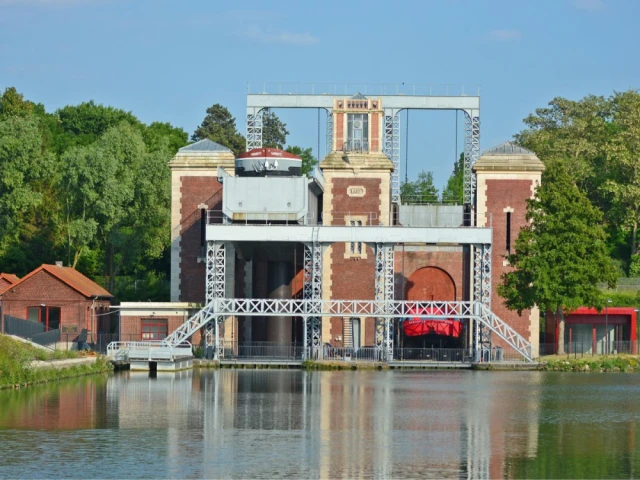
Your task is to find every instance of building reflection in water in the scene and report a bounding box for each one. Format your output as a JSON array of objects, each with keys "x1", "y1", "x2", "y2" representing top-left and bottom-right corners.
[
  {"x1": 107, "y1": 369, "x2": 544, "y2": 477},
  {"x1": 5, "y1": 369, "x2": 639, "y2": 477}
]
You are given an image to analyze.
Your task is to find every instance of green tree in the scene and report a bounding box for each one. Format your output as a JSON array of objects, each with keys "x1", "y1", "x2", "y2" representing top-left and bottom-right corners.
[
  {"x1": 400, "y1": 170, "x2": 439, "y2": 204},
  {"x1": 600, "y1": 91, "x2": 640, "y2": 257},
  {"x1": 262, "y1": 109, "x2": 289, "y2": 149},
  {"x1": 441, "y1": 152, "x2": 464, "y2": 204},
  {"x1": 192, "y1": 104, "x2": 246, "y2": 156},
  {"x1": 0, "y1": 116, "x2": 56, "y2": 248},
  {"x1": 285, "y1": 145, "x2": 317, "y2": 177},
  {"x1": 498, "y1": 161, "x2": 617, "y2": 354},
  {"x1": 61, "y1": 123, "x2": 171, "y2": 291},
  {"x1": 143, "y1": 121, "x2": 188, "y2": 155},
  {"x1": 0, "y1": 87, "x2": 36, "y2": 118},
  {"x1": 55, "y1": 100, "x2": 142, "y2": 154}
]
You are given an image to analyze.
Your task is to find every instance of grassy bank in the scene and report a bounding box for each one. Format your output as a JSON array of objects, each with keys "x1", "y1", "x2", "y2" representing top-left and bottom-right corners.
[
  {"x1": 0, "y1": 335, "x2": 113, "y2": 389},
  {"x1": 541, "y1": 355, "x2": 640, "y2": 372}
]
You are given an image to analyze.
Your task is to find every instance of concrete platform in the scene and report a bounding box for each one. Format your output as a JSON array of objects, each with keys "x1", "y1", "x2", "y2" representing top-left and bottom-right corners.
[
  {"x1": 130, "y1": 356, "x2": 194, "y2": 371},
  {"x1": 220, "y1": 358, "x2": 302, "y2": 367},
  {"x1": 388, "y1": 361, "x2": 472, "y2": 369}
]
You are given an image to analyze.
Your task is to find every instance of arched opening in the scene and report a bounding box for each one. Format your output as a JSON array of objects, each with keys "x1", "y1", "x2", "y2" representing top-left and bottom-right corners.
[{"x1": 403, "y1": 267, "x2": 462, "y2": 349}]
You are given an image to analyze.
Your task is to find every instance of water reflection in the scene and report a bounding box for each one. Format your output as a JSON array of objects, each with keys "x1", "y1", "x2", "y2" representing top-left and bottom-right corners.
[{"x1": 0, "y1": 370, "x2": 639, "y2": 478}]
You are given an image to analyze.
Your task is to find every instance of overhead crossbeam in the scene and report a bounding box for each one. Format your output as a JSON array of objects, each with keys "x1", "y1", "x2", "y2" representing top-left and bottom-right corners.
[{"x1": 206, "y1": 224, "x2": 492, "y2": 245}]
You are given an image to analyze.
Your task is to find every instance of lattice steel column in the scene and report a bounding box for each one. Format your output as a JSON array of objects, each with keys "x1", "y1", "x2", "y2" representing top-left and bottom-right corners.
[
  {"x1": 246, "y1": 107, "x2": 263, "y2": 150},
  {"x1": 375, "y1": 243, "x2": 394, "y2": 361},
  {"x1": 303, "y1": 240, "x2": 322, "y2": 359},
  {"x1": 473, "y1": 244, "x2": 492, "y2": 359},
  {"x1": 384, "y1": 109, "x2": 401, "y2": 204},
  {"x1": 204, "y1": 241, "x2": 225, "y2": 359},
  {"x1": 325, "y1": 109, "x2": 333, "y2": 154},
  {"x1": 463, "y1": 109, "x2": 480, "y2": 206}
]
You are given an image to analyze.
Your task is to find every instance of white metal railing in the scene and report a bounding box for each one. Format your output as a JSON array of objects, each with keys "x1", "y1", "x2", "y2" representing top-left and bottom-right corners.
[
  {"x1": 247, "y1": 82, "x2": 481, "y2": 97},
  {"x1": 343, "y1": 139, "x2": 369, "y2": 153},
  {"x1": 207, "y1": 209, "x2": 492, "y2": 228},
  {"x1": 163, "y1": 299, "x2": 533, "y2": 362},
  {"x1": 106, "y1": 340, "x2": 193, "y2": 361}
]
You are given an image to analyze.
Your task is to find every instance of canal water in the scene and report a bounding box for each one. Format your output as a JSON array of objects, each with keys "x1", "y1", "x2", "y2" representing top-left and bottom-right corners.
[{"x1": 0, "y1": 370, "x2": 639, "y2": 479}]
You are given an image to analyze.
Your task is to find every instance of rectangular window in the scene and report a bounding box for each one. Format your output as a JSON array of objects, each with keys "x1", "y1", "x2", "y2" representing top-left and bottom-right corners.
[
  {"x1": 506, "y1": 212, "x2": 512, "y2": 253},
  {"x1": 350, "y1": 219, "x2": 363, "y2": 254},
  {"x1": 27, "y1": 306, "x2": 61, "y2": 330},
  {"x1": 141, "y1": 318, "x2": 168, "y2": 340},
  {"x1": 346, "y1": 114, "x2": 369, "y2": 152}
]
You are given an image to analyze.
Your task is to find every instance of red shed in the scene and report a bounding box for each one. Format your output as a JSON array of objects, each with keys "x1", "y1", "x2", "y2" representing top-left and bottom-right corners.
[
  {"x1": 0, "y1": 264, "x2": 112, "y2": 337},
  {"x1": 547, "y1": 307, "x2": 637, "y2": 355}
]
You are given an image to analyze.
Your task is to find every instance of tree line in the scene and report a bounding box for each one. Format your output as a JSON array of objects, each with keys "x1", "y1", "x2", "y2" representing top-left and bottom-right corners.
[
  {"x1": 500, "y1": 90, "x2": 640, "y2": 347},
  {"x1": 0, "y1": 88, "x2": 310, "y2": 301}
]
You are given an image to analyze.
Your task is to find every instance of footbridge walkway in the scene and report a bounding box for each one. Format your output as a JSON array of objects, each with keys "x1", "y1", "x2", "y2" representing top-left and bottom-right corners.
[{"x1": 107, "y1": 299, "x2": 534, "y2": 365}]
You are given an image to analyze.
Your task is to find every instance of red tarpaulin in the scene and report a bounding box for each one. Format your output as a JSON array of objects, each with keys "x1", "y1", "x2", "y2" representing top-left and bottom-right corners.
[{"x1": 403, "y1": 306, "x2": 463, "y2": 338}]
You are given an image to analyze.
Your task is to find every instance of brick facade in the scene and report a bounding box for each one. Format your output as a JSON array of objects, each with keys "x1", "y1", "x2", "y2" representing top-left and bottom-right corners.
[
  {"x1": 1, "y1": 270, "x2": 110, "y2": 336},
  {"x1": 178, "y1": 176, "x2": 223, "y2": 303}
]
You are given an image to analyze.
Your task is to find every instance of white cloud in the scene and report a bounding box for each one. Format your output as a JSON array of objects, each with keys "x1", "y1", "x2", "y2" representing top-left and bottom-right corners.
[
  {"x1": 244, "y1": 25, "x2": 319, "y2": 46},
  {"x1": 488, "y1": 29, "x2": 522, "y2": 41},
  {"x1": 572, "y1": 0, "x2": 606, "y2": 12}
]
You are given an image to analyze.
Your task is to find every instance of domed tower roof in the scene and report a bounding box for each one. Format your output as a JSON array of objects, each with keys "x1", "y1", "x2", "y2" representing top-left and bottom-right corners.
[
  {"x1": 170, "y1": 138, "x2": 235, "y2": 171},
  {"x1": 473, "y1": 141, "x2": 544, "y2": 172}
]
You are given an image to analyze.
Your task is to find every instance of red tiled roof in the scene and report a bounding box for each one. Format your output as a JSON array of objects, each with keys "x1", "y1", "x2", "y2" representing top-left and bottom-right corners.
[
  {"x1": 0, "y1": 273, "x2": 20, "y2": 284},
  {"x1": 1, "y1": 264, "x2": 112, "y2": 298}
]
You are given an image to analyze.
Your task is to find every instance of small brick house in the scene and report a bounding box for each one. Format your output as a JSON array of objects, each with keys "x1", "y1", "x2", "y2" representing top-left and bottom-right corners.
[
  {"x1": 0, "y1": 264, "x2": 112, "y2": 337},
  {"x1": 0, "y1": 273, "x2": 20, "y2": 293}
]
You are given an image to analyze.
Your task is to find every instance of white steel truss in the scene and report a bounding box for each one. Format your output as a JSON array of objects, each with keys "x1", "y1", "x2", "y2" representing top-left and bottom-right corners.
[
  {"x1": 375, "y1": 243, "x2": 395, "y2": 360},
  {"x1": 246, "y1": 108, "x2": 263, "y2": 150},
  {"x1": 463, "y1": 110, "x2": 480, "y2": 205},
  {"x1": 473, "y1": 244, "x2": 492, "y2": 353},
  {"x1": 204, "y1": 241, "x2": 225, "y2": 356},
  {"x1": 384, "y1": 109, "x2": 401, "y2": 204},
  {"x1": 303, "y1": 241, "x2": 322, "y2": 358},
  {"x1": 162, "y1": 298, "x2": 533, "y2": 362}
]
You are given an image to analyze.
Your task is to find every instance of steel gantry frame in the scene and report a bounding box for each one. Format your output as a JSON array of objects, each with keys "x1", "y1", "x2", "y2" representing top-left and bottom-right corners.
[{"x1": 246, "y1": 90, "x2": 480, "y2": 206}]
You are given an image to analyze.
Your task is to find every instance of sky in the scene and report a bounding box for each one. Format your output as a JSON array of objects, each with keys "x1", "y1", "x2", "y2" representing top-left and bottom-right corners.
[{"x1": 1, "y1": 0, "x2": 638, "y2": 189}]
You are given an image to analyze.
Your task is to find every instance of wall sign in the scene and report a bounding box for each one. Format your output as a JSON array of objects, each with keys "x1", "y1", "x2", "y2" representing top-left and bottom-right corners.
[{"x1": 347, "y1": 186, "x2": 366, "y2": 197}]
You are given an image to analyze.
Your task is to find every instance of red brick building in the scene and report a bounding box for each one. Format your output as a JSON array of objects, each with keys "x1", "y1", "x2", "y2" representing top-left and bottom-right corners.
[
  {"x1": 0, "y1": 264, "x2": 112, "y2": 336},
  {"x1": 0, "y1": 273, "x2": 19, "y2": 293}
]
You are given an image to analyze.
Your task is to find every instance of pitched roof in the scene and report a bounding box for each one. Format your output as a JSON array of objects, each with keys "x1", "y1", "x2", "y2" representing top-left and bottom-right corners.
[
  {"x1": 1, "y1": 264, "x2": 112, "y2": 298},
  {"x1": 0, "y1": 273, "x2": 20, "y2": 285},
  {"x1": 482, "y1": 141, "x2": 535, "y2": 156},
  {"x1": 179, "y1": 138, "x2": 232, "y2": 153}
]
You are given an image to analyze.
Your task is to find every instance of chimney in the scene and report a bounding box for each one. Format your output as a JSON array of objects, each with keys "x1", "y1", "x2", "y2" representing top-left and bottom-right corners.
[{"x1": 55, "y1": 261, "x2": 63, "y2": 267}]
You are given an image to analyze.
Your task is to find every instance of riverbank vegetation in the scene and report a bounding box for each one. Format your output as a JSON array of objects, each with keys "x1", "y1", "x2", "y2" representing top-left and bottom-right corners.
[
  {"x1": 0, "y1": 335, "x2": 113, "y2": 389},
  {"x1": 542, "y1": 355, "x2": 640, "y2": 372}
]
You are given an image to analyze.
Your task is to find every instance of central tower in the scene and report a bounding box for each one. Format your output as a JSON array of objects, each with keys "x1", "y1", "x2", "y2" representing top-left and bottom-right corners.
[{"x1": 319, "y1": 93, "x2": 394, "y2": 348}]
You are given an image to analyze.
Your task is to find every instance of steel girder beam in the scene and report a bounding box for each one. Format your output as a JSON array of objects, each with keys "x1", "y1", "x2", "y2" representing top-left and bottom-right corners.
[
  {"x1": 164, "y1": 298, "x2": 533, "y2": 362},
  {"x1": 246, "y1": 107, "x2": 263, "y2": 150},
  {"x1": 384, "y1": 109, "x2": 401, "y2": 204},
  {"x1": 375, "y1": 243, "x2": 395, "y2": 360},
  {"x1": 463, "y1": 109, "x2": 480, "y2": 206},
  {"x1": 303, "y1": 241, "x2": 322, "y2": 359}
]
